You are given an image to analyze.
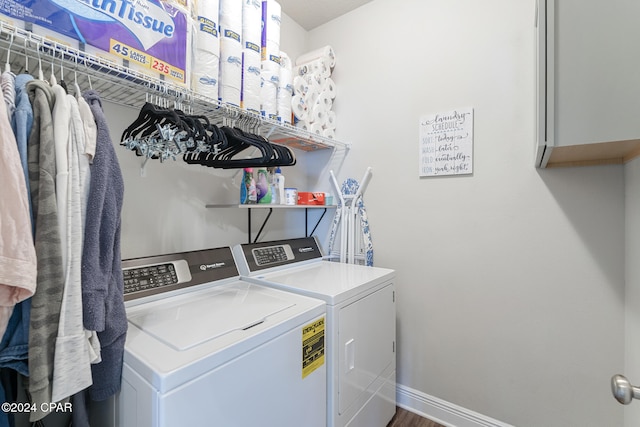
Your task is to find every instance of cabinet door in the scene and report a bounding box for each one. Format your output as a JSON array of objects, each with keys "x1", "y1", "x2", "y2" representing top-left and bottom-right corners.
[
  {"x1": 536, "y1": 0, "x2": 640, "y2": 167},
  {"x1": 555, "y1": 0, "x2": 640, "y2": 147}
]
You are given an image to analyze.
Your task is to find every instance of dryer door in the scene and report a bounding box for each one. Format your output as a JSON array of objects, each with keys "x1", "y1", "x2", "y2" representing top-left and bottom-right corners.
[{"x1": 338, "y1": 283, "x2": 395, "y2": 415}]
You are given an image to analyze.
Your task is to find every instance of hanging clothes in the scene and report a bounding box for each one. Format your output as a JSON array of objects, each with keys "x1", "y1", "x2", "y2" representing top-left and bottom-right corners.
[
  {"x1": 26, "y1": 78, "x2": 65, "y2": 423},
  {"x1": 0, "y1": 76, "x2": 37, "y2": 427},
  {"x1": 50, "y1": 88, "x2": 96, "y2": 402},
  {"x1": 1, "y1": 70, "x2": 15, "y2": 121},
  {"x1": 81, "y1": 90, "x2": 127, "y2": 401},
  {"x1": 12, "y1": 74, "x2": 35, "y2": 223},
  {"x1": 0, "y1": 72, "x2": 35, "y2": 427},
  {"x1": 0, "y1": 79, "x2": 37, "y2": 338}
]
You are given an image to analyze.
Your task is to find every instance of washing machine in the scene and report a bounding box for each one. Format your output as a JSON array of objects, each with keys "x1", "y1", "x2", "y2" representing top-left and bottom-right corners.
[
  {"x1": 233, "y1": 237, "x2": 396, "y2": 427},
  {"x1": 117, "y1": 246, "x2": 327, "y2": 427}
]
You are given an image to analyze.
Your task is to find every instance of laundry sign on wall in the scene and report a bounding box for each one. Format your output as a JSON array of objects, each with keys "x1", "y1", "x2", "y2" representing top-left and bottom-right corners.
[{"x1": 419, "y1": 107, "x2": 474, "y2": 177}]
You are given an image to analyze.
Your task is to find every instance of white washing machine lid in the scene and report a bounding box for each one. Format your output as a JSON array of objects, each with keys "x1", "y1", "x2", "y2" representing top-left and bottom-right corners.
[
  {"x1": 124, "y1": 279, "x2": 325, "y2": 393},
  {"x1": 243, "y1": 261, "x2": 395, "y2": 305},
  {"x1": 127, "y1": 281, "x2": 295, "y2": 351}
]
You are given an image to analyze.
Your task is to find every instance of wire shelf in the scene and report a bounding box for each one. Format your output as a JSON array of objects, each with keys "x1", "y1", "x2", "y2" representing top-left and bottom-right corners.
[{"x1": 0, "y1": 21, "x2": 350, "y2": 153}]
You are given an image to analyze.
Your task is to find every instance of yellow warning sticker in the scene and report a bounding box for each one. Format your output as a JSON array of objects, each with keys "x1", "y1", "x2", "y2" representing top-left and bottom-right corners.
[{"x1": 302, "y1": 317, "x2": 325, "y2": 379}]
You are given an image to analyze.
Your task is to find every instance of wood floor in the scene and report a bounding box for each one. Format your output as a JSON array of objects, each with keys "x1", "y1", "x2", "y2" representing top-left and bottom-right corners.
[{"x1": 387, "y1": 407, "x2": 446, "y2": 427}]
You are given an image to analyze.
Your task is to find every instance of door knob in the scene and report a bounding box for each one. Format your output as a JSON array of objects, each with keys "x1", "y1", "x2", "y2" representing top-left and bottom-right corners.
[{"x1": 611, "y1": 374, "x2": 640, "y2": 404}]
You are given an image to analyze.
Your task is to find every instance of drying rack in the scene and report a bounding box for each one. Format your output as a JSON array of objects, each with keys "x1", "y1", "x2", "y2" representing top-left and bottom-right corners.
[{"x1": 0, "y1": 21, "x2": 351, "y2": 154}]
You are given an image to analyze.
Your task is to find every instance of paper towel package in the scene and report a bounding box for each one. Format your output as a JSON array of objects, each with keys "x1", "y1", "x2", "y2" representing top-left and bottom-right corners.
[{"x1": 0, "y1": 0, "x2": 191, "y2": 86}]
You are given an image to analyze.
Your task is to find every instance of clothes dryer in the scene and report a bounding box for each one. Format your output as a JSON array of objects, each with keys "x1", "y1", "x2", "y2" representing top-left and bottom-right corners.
[
  {"x1": 118, "y1": 246, "x2": 327, "y2": 427},
  {"x1": 233, "y1": 237, "x2": 396, "y2": 427}
]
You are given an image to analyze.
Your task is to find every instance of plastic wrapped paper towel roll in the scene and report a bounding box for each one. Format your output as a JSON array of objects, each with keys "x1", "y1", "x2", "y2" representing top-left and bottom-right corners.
[
  {"x1": 220, "y1": 0, "x2": 242, "y2": 30},
  {"x1": 261, "y1": 0, "x2": 282, "y2": 60},
  {"x1": 242, "y1": 0, "x2": 262, "y2": 52},
  {"x1": 277, "y1": 53, "x2": 293, "y2": 124},
  {"x1": 192, "y1": 0, "x2": 220, "y2": 100},
  {"x1": 261, "y1": 70, "x2": 279, "y2": 120},
  {"x1": 219, "y1": 27, "x2": 242, "y2": 107},
  {"x1": 241, "y1": 49, "x2": 261, "y2": 114},
  {"x1": 295, "y1": 45, "x2": 336, "y2": 68}
]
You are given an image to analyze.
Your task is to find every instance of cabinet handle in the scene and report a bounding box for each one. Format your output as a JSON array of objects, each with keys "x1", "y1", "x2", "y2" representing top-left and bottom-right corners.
[{"x1": 611, "y1": 375, "x2": 640, "y2": 404}]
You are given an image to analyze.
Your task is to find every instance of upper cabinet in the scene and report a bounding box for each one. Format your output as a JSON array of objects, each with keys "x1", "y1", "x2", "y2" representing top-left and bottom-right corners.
[{"x1": 535, "y1": 0, "x2": 640, "y2": 168}]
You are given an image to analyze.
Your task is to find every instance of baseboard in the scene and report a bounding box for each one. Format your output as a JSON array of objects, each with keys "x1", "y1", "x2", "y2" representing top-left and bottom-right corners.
[{"x1": 395, "y1": 384, "x2": 514, "y2": 427}]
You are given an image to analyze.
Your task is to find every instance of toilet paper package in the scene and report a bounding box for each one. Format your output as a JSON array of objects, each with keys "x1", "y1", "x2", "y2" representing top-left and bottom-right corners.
[
  {"x1": 242, "y1": 48, "x2": 262, "y2": 114},
  {"x1": 192, "y1": 0, "x2": 220, "y2": 100},
  {"x1": 0, "y1": 0, "x2": 191, "y2": 86}
]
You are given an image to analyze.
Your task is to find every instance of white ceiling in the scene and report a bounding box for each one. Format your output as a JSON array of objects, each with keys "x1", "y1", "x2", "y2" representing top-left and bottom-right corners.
[{"x1": 278, "y1": 0, "x2": 373, "y2": 30}]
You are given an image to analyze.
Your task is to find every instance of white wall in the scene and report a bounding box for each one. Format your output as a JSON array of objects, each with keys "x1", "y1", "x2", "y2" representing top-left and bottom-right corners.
[
  {"x1": 305, "y1": 0, "x2": 625, "y2": 426},
  {"x1": 625, "y1": 157, "x2": 640, "y2": 427},
  {"x1": 103, "y1": 0, "x2": 627, "y2": 425}
]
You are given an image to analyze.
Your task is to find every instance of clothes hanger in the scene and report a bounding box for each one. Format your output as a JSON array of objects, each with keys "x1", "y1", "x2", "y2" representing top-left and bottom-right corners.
[{"x1": 4, "y1": 33, "x2": 13, "y2": 73}]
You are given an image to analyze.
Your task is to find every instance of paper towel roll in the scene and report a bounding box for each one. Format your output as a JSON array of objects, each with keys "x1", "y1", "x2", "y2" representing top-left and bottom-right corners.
[
  {"x1": 219, "y1": 26, "x2": 242, "y2": 107},
  {"x1": 261, "y1": 0, "x2": 281, "y2": 59},
  {"x1": 291, "y1": 94, "x2": 308, "y2": 121},
  {"x1": 242, "y1": 0, "x2": 262, "y2": 51},
  {"x1": 292, "y1": 65, "x2": 305, "y2": 78},
  {"x1": 315, "y1": 91, "x2": 332, "y2": 111},
  {"x1": 293, "y1": 75, "x2": 307, "y2": 96},
  {"x1": 241, "y1": 49, "x2": 261, "y2": 114},
  {"x1": 322, "y1": 128, "x2": 335, "y2": 139},
  {"x1": 296, "y1": 120, "x2": 310, "y2": 132},
  {"x1": 311, "y1": 103, "x2": 328, "y2": 126},
  {"x1": 280, "y1": 51, "x2": 293, "y2": 70},
  {"x1": 295, "y1": 45, "x2": 336, "y2": 68},
  {"x1": 192, "y1": 0, "x2": 221, "y2": 100},
  {"x1": 193, "y1": 51, "x2": 220, "y2": 101},
  {"x1": 277, "y1": 64, "x2": 293, "y2": 124},
  {"x1": 322, "y1": 77, "x2": 337, "y2": 99},
  {"x1": 326, "y1": 110, "x2": 337, "y2": 130},
  {"x1": 220, "y1": 0, "x2": 242, "y2": 30},
  {"x1": 220, "y1": 84, "x2": 241, "y2": 107},
  {"x1": 309, "y1": 122, "x2": 324, "y2": 135},
  {"x1": 193, "y1": 0, "x2": 220, "y2": 55},
  {"x1": 261, "y1": 77, "x2": 278, "y2": 119}
]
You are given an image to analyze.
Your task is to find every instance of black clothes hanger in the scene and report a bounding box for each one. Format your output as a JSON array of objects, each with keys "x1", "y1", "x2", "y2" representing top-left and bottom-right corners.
[{"x1": 121, "y1": 102, "x2": 297, "y2": 168}]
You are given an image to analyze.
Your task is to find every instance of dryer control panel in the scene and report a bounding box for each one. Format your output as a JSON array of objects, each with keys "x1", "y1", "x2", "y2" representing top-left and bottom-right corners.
[{"x1": 234, "y1": 237, "x2": 323, "y2": 274}]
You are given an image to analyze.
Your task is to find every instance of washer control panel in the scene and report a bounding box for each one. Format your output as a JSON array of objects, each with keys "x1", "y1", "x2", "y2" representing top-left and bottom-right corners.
[
  {"x1": 123, "y1": 261, "x2": 188, "y2": 295},
  {"x1": 122, "y1": 247, "x2": 239, "y2": 302}
]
